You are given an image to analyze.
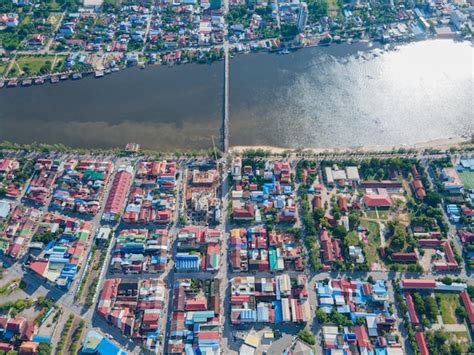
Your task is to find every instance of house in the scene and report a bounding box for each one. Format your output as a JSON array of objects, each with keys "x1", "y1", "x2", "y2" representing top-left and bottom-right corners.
[
  {"x1": 0, "y1": 13, "x2": 19, "y2": 27},
  {"x1": 28, "y1": 34, "x2": 45, "y2": 46},
  {"x1": 451, "y1": 10, "x2": 467, "y2": 31}
]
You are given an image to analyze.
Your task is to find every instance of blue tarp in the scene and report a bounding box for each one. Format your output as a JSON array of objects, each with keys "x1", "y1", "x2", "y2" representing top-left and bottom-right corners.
[{"x1": 33, "y1": 335, "x2": 51, "y2": 343}]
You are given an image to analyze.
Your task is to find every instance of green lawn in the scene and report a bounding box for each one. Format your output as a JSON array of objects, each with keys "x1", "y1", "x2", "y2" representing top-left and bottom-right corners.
[
  {"x1": 0, "y1": 61, "x2": 9, "y2": 76},
  {"x1": 437, "y1": 293, "x2": 461, "y2": 324},
  {"x1": 20, "y1": 15, "x2": 31, "y2": 26},
  {"x1": 459, "y1": 171, "x2": 474, "y2": 190},
  {"x1": 366, "y1": 209, "x2": 389, "y2": 220},
  {"x1": 15, "y1": 55, "x2": 56, "y2": 76},
  {"x1": 361, "y1": 219, "x2": 380, "y2": 238},
  {"x1": 360, "y1": 219, "x2": 381, "y2": 266}
]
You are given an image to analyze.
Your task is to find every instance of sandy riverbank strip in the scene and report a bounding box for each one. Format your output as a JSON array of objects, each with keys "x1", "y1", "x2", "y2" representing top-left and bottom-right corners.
[{"x1": 229, "y1": 136, "x2": 473, "y2": 155}]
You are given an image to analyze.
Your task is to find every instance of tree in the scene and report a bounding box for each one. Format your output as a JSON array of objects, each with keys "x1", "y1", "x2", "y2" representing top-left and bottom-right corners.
[
  {"x1": 467, "y1": 285, "x2": 474, "y2": 299},
  {"x1": 424, "y1": 191, "x2": 442, "y2": 207},
  {"x1": 316, "y1": 308, "x2": 329, "y2": 323},
  {"x1": 333, "y1": 225, "x2": 347, "y2": 239},
  {"x1": 455, "y1": 305, "x2": 467, "y2": 320},
  {"x1": 450, "y1": 343, "x2": 462, "y2": 355},
  {"x1": 307, "y1": 0, "x2": 328, "y2": 22},
  {"x1": 37, "y1": 342, "x2": 51, "y2": 355},
  {"x1": 424, "y1": 296, "x2": 438, "y2": 321},
  {"x1": 297, "y1": 330, "x2": 316, "y2": 345}
]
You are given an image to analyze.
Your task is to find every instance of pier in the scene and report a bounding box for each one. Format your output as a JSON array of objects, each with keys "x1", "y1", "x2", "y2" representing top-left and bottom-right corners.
[
  {"x1": 221, "y1": 0, "x2": 230, "y2": 154},
  {"x1": 222, "y1": 42, "x2": 230, "y2": 153}
]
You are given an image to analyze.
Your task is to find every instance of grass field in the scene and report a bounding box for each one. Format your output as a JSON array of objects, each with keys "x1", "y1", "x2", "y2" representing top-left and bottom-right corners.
[
  {"x1": 360, "y1": 219, "x2": 381, "y2": 266},
  {"x1": 15, "y1": 55, "x2": 56, "y2": 76},
  {"x1": 437, "y1": 293, "x2": 461, "y2": 324},
  {"x1": 459, "y1": 171, "x2": 474, "y2": 190},
  {"x1": 366, "y1": 210, "x2": 390, "y2": 220},
  {"x1": 0, "y1": 61, "x2": 9, "y2": 76}
]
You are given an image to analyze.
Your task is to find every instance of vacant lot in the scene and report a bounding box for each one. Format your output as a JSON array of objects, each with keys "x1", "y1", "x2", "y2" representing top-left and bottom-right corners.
[
  {"x1": 360, "y1": 219, "x2": 381, "y2": 267},
  {"x1": 437, "y1": 293, "x2": 461, "y2": 324},
  {"x1": 15, "y1": 55, "x2": 56, "y2": 76}
]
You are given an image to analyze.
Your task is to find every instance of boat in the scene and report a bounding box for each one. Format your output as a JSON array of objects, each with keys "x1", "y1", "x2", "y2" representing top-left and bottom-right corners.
[
  {"x1": 72, "y1": 73, "x2": 83, "y2": 80},
  {"x1": 278, "y1": 49, "x2": 290, "y2": 55},
  {"x1": 21, "y1": 79, "x2": 32, "y2": 87},
  {"x1": 111, "y1": 67, "x2": 120, "y2": 72},
  {"x1": 34, "y1": 77, "x2": 45, "y2": 85},
  {"x1": 7, "y1": 79, "x2": 18, "y2": 88},
  {"x1": 104, "y1": 69, "x2": 111, "y2": 75},
  {"x1": 60, "y1": 74, "x2": 69, "y2": 80},
  {"x1": 94, "y1": 71, "x2": 104, "y2": 78},
  {"x1": 50, "y1": 75, "x2": 59, "y2": 84},
  {"x1": 0, "y1": 80, "x2": 4, "y2": 88}
]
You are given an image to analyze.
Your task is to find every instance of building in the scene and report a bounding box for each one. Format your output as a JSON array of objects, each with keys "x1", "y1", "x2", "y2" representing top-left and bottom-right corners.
[
  {"x1": 103, "y1": 168, "x2": 133, "y2": 222},
  {"x1": 363, "y1": 194, "x2": 392, "y2": 209},
  {"x1": 441, "y1": 168, "x2": 463, "y2": 194}
]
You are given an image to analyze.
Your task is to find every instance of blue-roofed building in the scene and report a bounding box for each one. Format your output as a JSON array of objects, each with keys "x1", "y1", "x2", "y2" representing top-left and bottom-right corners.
[
  {"x1": 175, "y1": 253, "x2": 201, "y2": 271},
  {"x1": 82, "y1": 330, "x2": 127, "y2": 355},
  {"x1": 273, "y1": 301, "x2": 282, "y2": 323}
]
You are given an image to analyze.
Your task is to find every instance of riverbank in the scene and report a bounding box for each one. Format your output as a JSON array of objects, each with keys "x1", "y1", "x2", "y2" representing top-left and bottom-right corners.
[
  {"x1": 1, "y1": 36, "x2": 470, "y2": 89},
  {"x1": 230, "y1": 137, "x2": 474, "y2": 155}
]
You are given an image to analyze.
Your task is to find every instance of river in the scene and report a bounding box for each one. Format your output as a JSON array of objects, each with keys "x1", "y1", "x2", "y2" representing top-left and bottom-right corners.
[{"x1": 0, "y1": 39, "x2": 472, "y2": 150}]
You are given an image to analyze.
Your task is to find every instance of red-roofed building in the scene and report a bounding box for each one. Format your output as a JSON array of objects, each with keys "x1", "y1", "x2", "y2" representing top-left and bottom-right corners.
[
  {"x1": 19, "y1": 341, "x2": 38, "y2": 355},
  {"x1": 460, "y1": 291, "x2": 474, "y2": 327},
  {"x1": 401, "y1": 279, "x2": 436, "y2": 289},
  {"x1": 458, "y1": 230, "x2": 474, "y2": 244},
  {"x1": 354, "y1": 325, "x2": 372, "y2": 350},
  {"x1": 29, "y1": 260, "x2": 48, "y2": 278},
  {"x1": 415, "y1": 332, "x2": 429, "y2": 355},
  {"x1": 319, "y1": 230, "x2": 342, "y2": 264},
  {"x1": 103, "y1": 170, "x2": 132, "y2": 221},
  {"x1": 0, "y1": 343, "x2": 14, "y2": 352},
  {"x1": 233, "y1": 204, "x2": 255, "y2": 221},
  {"x1": 363, "y1": 194, "x2": 392, "y2": 208},
  {"x1": 412, "y1": 179, "x2": 426, "y2": 199},
  {"x1": 404, "y1": 293, "x2": 420, "y2": 325},
  {"x1": 338, "y1": 195, "x2": 348, "y2": 212},
  {"x1": 391, "y1": 252, "x2": 418, "y2": 262},
  {"x1": 185, "y1": 298, "x2": 208, "y2": 311}
]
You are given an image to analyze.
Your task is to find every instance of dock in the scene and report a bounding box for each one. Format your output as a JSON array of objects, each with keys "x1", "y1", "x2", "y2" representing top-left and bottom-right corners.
[{"x1": 222, "y1": 42, "x2": 230, "y2": 153}]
